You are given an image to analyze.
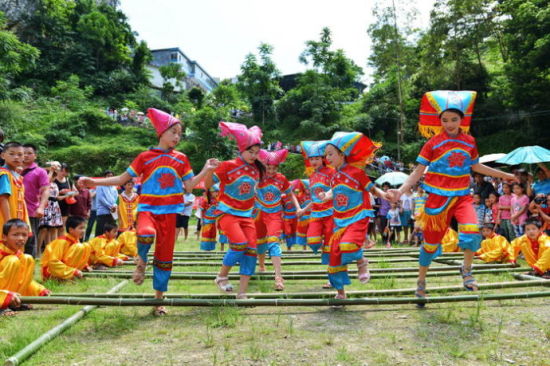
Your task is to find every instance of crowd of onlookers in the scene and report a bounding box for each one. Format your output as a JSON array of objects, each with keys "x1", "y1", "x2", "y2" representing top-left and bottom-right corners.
[{"x1": 370, "y1": 163, "x2": 550, "y2": 247}]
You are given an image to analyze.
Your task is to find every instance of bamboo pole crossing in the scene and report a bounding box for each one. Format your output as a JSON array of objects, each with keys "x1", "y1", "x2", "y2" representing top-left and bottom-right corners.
[{"x1": 4, "y1": 280, "x2": 128, "y2": 366}]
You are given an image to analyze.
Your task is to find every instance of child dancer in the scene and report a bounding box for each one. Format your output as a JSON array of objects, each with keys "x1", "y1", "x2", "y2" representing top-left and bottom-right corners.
[
  {"x1": 322, "y1": 131, "x2": 387, "y2": 300},
  {"x1": 388, "y1": 90, "x2": 516, "y2": 307},
  {"x1": 82, "y1": 108, "x2": 218, "y2": 315},
  {"x1": 207, "y1": 122, "x2": 263, "y2": 299},
  {"x1": 291, "y1": 179, "x2": 311, "y2": 250},
  {"x1": 255, "y1": 149, "x2": 291, "y2": 290},
  {"x1": 299, "y1": 141, "x2": 334, "y2": 264},
  {"x1": 281, "y1": 193, "x2": 298, "y2": 250},
  {"x1": 0, "y1": 142, "x2": 30, "y2": 231},
  {"x1": 200, "y1": 184, "x2": 221, "y2": 251}
]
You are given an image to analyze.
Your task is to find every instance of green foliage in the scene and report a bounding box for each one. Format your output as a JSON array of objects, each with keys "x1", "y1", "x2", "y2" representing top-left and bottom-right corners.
[
  {"x1": 0, "y1": 11, "x2": 40, "y2": 99},
  {"x1": 279, "y1": 153, "x2": 306, "y2": 181}
]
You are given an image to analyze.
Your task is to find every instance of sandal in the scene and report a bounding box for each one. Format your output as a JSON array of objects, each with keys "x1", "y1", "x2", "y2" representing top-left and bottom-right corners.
[
  {"x1": 236, "y1": 293, "x2": 248, "y2": 300},
  {"x1": 357, "y1": 260, "x2": 371, "y2": 284},
  {"x1": 415, "y1": 279, "x2": 427, "y2": 309},
  {"x1": 152, "y1": 306, "x2": 167, "y2": 316},
  {"x1": 321, "y1": 282, "x2": 332, "y2": 289},
  {"x1": 214, "y1": 276, "x2": 233, "y2": 292},
  {"x1": 274, "y1": 276, "x2": 285, "y2": 291},
  {"x1": 332, "y1": 293, "x2": 347, "y2": 309},
  {"x1": 460, "y1": 265, "x2": 478, "y2": 291},
  {"x1": 132, "y1": 261, "x2": 146, "y2": 286}
]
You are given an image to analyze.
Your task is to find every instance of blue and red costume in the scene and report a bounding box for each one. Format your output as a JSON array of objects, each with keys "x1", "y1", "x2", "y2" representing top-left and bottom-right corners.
[
  {"x1": 328, "y1": 164, "x2": 375, "y2": 289},
  {"x1": 255, "y1": 172, "x2": 291, "y2": 258},
  {"x1": 308, "y1": 166, "x2": 335, "y2": 262},
  {"x1": 213, "y1": 157, "x2": 260, "y2": 275},
  {"x1": 282, "y1": 194, "x2": 297, "y2": 249},
  {"x1": 127, "y1": 147, "x2": 194, "y2": 292},
  {"x1": 292, "y1": 179, "x2": 311, "y2": 247},
  {"x1": 416, "y1": 130, "x2": 482, "y2": 266}
]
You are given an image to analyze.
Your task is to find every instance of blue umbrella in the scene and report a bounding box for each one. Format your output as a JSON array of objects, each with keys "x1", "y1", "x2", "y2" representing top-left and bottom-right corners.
[
  {"x1": 496, "y1": 145, "x2": 550, "y2": 165},
  {"x1": 375, "y1": 172, "x2": 409, "y2": 186},
  {"x1": 379, "y1": 155, "x2": 391, "y2": 162}
]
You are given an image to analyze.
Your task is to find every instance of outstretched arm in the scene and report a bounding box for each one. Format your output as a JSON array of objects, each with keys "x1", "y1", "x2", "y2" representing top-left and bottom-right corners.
[
  {"x1": 471, "y1": 163, "x2": 516, "y2": 182},
  {"x1": 185, "y1": 159, "x2": 219, "y2": 192},
  {"x1": 387, "y1": 164, "x2": 426, "y2": 202},
  {"x1": 81, "y1": 172, "x2": 132, "y2": 188}
]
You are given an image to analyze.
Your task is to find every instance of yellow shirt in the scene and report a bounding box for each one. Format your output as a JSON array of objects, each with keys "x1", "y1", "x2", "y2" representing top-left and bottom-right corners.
[
  {"x1": 511, "y1": 234, "x2": 550, "y2": 274},
  {"x1": 41, "y1": 234, "x2": 91, "y2": 279},
  {"x1": 441, "y1": 228, "x2": 459, "y2": 252},
  {"x1": 118, "y1": 192, "x2": 139, "y2": 231},
  {"x1": 0, "y1": 168, "x2": 30, "y2": 232},
  {"x1": 0, "y1": 242, "x2": 47, "y2": 296}
]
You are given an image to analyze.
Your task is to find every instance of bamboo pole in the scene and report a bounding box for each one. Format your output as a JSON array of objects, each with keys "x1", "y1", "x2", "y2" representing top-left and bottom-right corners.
[
  {"x1": 513, "y1": 273, "x2": 550, "y2": 282},
  {"x1": 84, "y1": 267, "x2": 528, "y2": 281},
  {"x1": 47, "y1": 279, "x2": 550, "y2": 299},
  {"x1": 123, "y1": 258, "x2": 422, "y2": 267},
  {"x1": 4, "y1": 280, "x2": 128, "y2": 366},
  {"x1": 18, "y1": 290, "x2": 550, "y2": 307},
  {"x1": 171, "y1": 248, "x2": 419, "y2": 255},
  {"x1": 103, "y1": 263, "x2": 518, "y2": 276},
  {"x1": 151, "y1": 252, "x2": 456, "y2": 260}
]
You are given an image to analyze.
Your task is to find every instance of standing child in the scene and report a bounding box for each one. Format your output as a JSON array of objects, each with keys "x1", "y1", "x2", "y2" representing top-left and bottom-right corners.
[
  {"x1": 511, "y1": 183, "x2": 529, "y2": 237},
  {"x1": 255, "y1": 149, "x2": 291, "y2": 291},
  {"x1": 385, "y1": 201, "x2": 402, "y2": 248},
  {"x1": 388, "y1": 90, "x2": 516, "y2": 306},
  {"x1": 473, "y1": 193, "x2": 488, "y2": 226},
  {"x1": 82, "y1": 109, "x2": 218, "y2": 315},
  {"x1": 399, "y1": 188, "x2": 414, "y2": 244},
  {"x1": 299, "y1": 141, "x2": 334, "y2": 263},
  {"x1": 117, "y1": 179, "x2": 139, "y2": 233},
  {"x1": 0, "y1": 142, "x2": 30, "y2": 233},
  {"x1": 411, "y1": 185, "x2": 427, "y2": 246},
  {"x1": 207, "y1": 122, "x2": 263, "y2": 299},
  {"x1": 41, "y1": 216, "x2": 92, "y2": 280},
  {"x1": 498, "y1": 183, "x2": 515, "y2": 241},
  {"x1": 322, "y1": 131, "x2": 388, "y2": 300}
]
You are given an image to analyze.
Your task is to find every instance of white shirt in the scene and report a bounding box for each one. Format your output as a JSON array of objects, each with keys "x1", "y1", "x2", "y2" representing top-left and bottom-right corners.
[{"x1": 182, "y1": 193, "x2": 195, "y2": 216}]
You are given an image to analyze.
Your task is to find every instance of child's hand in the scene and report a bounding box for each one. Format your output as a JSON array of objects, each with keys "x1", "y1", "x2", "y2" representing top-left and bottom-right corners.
[
  {"x1": 74, "y1": 270, "x2": 83, "y2": 278},
  {"x1": 9, "y1": 293, "x2": 21, "y2": 308},
  {"x1": 296, "y1": 208, "x2": 305, "y2": 217},
  {"x1": 80, "y1": 177, "x2": 96, "y2": 188},
  {"x1": 386, "y1": 189, "x2": 401, "y2": 203},
  {"x1": 204, "y1": 158, "x2": 220, "y2": 171}
]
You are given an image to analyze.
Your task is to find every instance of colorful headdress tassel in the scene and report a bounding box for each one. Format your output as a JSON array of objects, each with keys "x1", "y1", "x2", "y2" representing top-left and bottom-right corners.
[
  {"x1": 259, "y1": 149, "x2": 288, "y2": 166},
  {"x1": 418, "y1": 90, "x2": 477, "y2": 138},
  {"x1": 329, "y1": 131, "x2": 381, "y2": 168},
  {"x1": 219, "y1": 121, "x2": 263, "y2": 152}
]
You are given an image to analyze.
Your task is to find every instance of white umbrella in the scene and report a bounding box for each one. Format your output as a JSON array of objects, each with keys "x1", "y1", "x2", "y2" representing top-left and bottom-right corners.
[
  {"x1": 479, "y1": 153, "x2": 506, "y2": 164},
  {"x1": 375, "y1": 172, "x2": 409, "y2": 186}
]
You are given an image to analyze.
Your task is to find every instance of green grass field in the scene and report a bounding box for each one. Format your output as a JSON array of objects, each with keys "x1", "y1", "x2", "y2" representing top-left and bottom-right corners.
[{"x1": 1, "y1": 228, "x2": 549, "y2": 366}]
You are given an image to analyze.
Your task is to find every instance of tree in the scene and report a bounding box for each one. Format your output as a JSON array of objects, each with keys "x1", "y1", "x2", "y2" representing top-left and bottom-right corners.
[
  {"x1": 159, "y1": 62, "x2": 186, "y2": 103},
  {"x1": 0, "y1": 11, "x2": 39, "y2": 99},
  {"x1": 237, "y1": 43, "x2": 282, "y2": 131}
]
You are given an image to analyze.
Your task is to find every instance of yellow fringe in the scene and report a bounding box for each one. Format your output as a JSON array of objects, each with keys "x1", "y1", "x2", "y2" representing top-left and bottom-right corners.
[
  {"x1": 417, "y1": 197, "x2": 458, "y2": 232},
  {"x1": 418, "y1": 125, "x2": 471, "y2": 139},
  {"x1": 328, "y1": 226, "x2": 346, "y2": 248},
  {"x1": 304, "y1": 166, "x2": 314, "y2": 177}
]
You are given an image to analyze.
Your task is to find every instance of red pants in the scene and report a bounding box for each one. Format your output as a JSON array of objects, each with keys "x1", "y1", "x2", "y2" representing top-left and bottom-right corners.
[
  {"x1": 420, "y1": 194, "x2": 481, "y2": 266},
  {"x1": 307, "y1": 216, "x2": 333, "y2": 254},
  {"x1": 219, "y1": 214, "x2": 257, "y2": 275},
  {"x1": 136, "y1": 211, "x2": 176, "y2": 292},
  {"x1": 255, "y1": 210, "x2": 284, "y2": 245}
]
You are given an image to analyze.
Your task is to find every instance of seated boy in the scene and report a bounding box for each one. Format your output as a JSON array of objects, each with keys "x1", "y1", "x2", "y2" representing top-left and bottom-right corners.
[
  {"x1": 510, "y1": 219, "x2": 550, "y2": 277},
  {"x1": 441, "y1": 228, "x2": 459, "y2": 252},
  {"x1": 41, "y1": 216, "x2": 92, "y2": 280},
  {"x1": 89, "y1": 223, "x2": 128, "y2": 268},
  {"x1": 476, "y1": 223, "x2": 513, "y2": 263},
  {"x1": 0, "y1": 219, "x2": 50, "y2": 311},
  {"x1": 118, "y1": 229, "x2": 137, "y2": 258}
]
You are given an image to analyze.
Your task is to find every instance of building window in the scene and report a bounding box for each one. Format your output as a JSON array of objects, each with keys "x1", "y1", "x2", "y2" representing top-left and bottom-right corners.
[{"x1": 171, "y1": 53, "x2": 178, "y2": 61}]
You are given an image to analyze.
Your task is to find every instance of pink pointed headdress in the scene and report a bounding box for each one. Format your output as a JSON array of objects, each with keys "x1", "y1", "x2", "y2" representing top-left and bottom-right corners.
[
  {"x1": 147, "y1": 108, "x2": 181, "y2": 137},
  {"x1": 219, "y1": 121, "x2": 263, "y2": 152},
  {"x1": 258, "y1": 149, "x2": 288, "y2": 166}
]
